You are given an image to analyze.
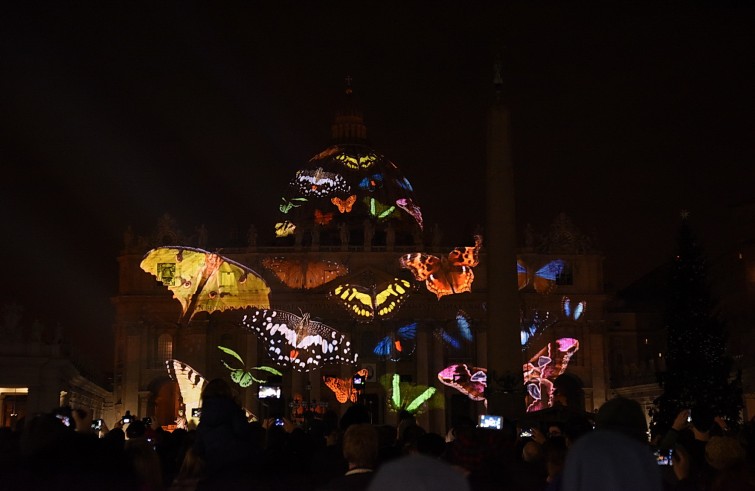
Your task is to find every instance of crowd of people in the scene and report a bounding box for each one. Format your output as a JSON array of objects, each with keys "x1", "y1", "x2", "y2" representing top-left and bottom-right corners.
[{"x1": 1, "y1": 379, "x2": 753, "y2": 491}]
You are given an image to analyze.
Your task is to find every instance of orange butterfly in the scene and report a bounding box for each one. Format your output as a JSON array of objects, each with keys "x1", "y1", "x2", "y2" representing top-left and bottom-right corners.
[
  {"x1": 314, "y1": 209, "x2": 334, "y2": 226},
  {"x1": 331, "y1": 195, "x2": 356, "y2": 213},
  {"x1": 323, "y1": 368, "x2": 369, "y2": 404},
  {"x1": 400, "y1": 235, "x2": 482, "y2": 299},
  {"x1": 262, "y1": 257, "x2": 348, "y2": 289}
]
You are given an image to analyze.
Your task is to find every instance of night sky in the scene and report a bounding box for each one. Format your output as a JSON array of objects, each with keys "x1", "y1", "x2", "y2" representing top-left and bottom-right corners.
[{"x1": 2, "y1": 3, "x2": 753, "y2": 375}]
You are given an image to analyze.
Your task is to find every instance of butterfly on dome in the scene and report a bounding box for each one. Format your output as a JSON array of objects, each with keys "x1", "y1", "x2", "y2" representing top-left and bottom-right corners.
[
  {"x1": 240, "y1": 309, "x2": 358, "y2": 372},
  {"x1": 385, "y1": 373, "x2": 437, "y2": 415},
  {"x1": 262, "y1": 256, "x2": 348, "y2": 290},
  {"x1": 334, "y1": 150, "x2": 377, "y2": 170},
  {"x1": 323, "y1": 368, "x2": 370, "y2": 404},
  {"x1": 373, "y1": 323, "x2": 417, "y2": 361},
  {"x1": 279, "y1": 196, "x2": 308, "y2": 214},
  {"x1": 561, "y1": 296, "x2": 586, "y2": 321},
  {"x1": 309, "y1": 145, "x2": 341, "y2": 162},
  {"x1": 166, "y1": 359, "x2": 206, "y2": 426},
  {"x1": 290, "y1": 167, "x2": 351, "y2": 198},
  {"x1": 328, "y1": 277, "x2": 413, "y2": 323},
  {"x1": 437, "y1": 363, "x2": 487, "y2": 403},
  {"x1": 364, "y1": 197, "x2": 399, "y2": 221},
  {"x1": 395, "y1": 176, "x2": 414, "y2": 192},
  {"x1": 517, "y1": 259, "x2": 566, "y2": 294},
  {"x1": 359, "y1": 174, "x2": 384, "y2": 192},
  {"x1": 314, "y1": 209, "x2": 334, "y2": 226},
  {"x1": 396, "y1": 198, "x2": 424, "y2": 230},
  {"x1": 140, "y1": 246, "x2": 271, "y2": 325},
  {"x1": 523, "y1": 337, "x2": 579, "y2": 412},
  {"x1": 275, "y1": 221, "x2": 296, "y2": 238},
  {"x1": 400, "y1": 235, "x2": 483, "y2": 300},
  {"x1": 520, "y1": 309, "x2": 555, "y2": 349},
  {"x1": 331, "y1": 195, "x2": 356, "y2": 213},
  {"x1": 217, "y1": 346, "x2": 282, "y2": 388},
  {"x1": 434, "y1": 310, "x2": 473, "y2": 350}
]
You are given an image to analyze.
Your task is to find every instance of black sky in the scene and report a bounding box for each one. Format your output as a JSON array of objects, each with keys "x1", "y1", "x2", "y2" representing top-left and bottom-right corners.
[{"x1": 2, "y1": 3, "x2": 753, "y2": 375}]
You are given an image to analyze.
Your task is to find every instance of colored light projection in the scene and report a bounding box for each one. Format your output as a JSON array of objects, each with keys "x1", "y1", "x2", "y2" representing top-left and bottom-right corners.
[
  {"x1": 140, "y1": 246, "x2": 271, "y2": 324},
  {"x1": 323, "y1": 368, "x2": 370, "y2": 404},
  {"x1": 373, "y1": 323, "x2": 417, "y2": 361},
  {"x1": 274, "y1": 142, "x2": 422, "y2": 241},
  {"x1": 523, "y1": 338, "x2": 580, "y2": 412},
  {"x1": 400, "y1": 235, "x2": 483, "y2": 300},
  {"x1": 240, "y1": 308, "x2": 358, "y2": 372},
  {"x1": 217, "y1": 346, "x2": 282, "y2": 388},
  {"x1": 328, "y1": 277, "x2": 413, "y2": 323},
  {"x1": 262, "y1": 256, "x2": 348, "y2": 290},
  {"x1": 437, "y1": 364, "x2": 487, "y2": 403},
  {"x1": 383, "y1": 373, "x2": 438, "y2": 415},
  {"x1": 561, "y1": 296, "x2": 586, "y2": 320},
  {"x1": 166, "y1": 359, "x2": 207, "y2": 428},
  {"x1": 434, "y1": 310, "x2": 473, "y2": 350},
  {"x1": 520, "y1": 309, "x2": 555, "y2": 350},
  {"x1": 517, "y1": 259, "x2": 566, "y2": 295}
]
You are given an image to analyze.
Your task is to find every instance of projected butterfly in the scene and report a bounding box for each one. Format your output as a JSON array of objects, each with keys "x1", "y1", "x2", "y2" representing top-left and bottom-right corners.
[
  {"x1": 373, "y1": 323, "x2": 417, "y2": 361},
  {"x1": 279, "y1": 196, "x2": 308, "y2": 214},
  {"x1": 314, "y1": 209, "x2": 334, "y2": 225},
  {"x1": 517, "y1": 259, "x2": 566, "y2": 294},
  {"x1": 331, "y1": 195, "x2": 356, "y2": 213},
  {"x1": 323, "y1": 368, "x2": 370, "y2": 404},
  {"x1": 328, "y1": 278, "x2": 413, "y2": 323},
  {"x1": 240, "y1": 309, "x2": 358, "y2": 372},
  {"x1": 400, "y1": 235, "x2": 483, "y2": 299},
  {"x1": 262, "y1": 257, "x2": 348, "y2": 289},
  {"x1": 310, "y1": 145, "x2": 340, "y2": 161},
  {"x1": 561, "y1": 296, "x2": 586, "y2": 321},
  {"x1": 396, "y1": 198, "x2": 424, "y2": 230},
  {"x1": 166, "y1": 359, "x2": 207, "y2": 426},
  {"x1": 434, "y1": 310, "x2": 473, "y2": 350},
  {"x1": 364, "y1": 197, "x2": 399, "y2": 220},
  {"x1": 520, "y1": 309, "x2": 555, "y2": 349},
  {"x1": 217, "y1": 346, "x2": 283, "y2": 388},
  {"x1": 290, "y1": 167, "x2": 351, "y2": 197},
  {"x1": 275, "y1": 221, "x2": 296, "y2": 237},
  {"x1": 437, "y1": 364, "x2": 487, "y2": 402},
  {"x1": 140, "y1": 246, "x2": 271, "y2": 324},
  {"x1": 386, "y1": 373, "x2": 437, "y2": 415},
  {"x1": 359, "y1": 174, "x2": 384, "y2": 192},
  {"x1": 334, "y1": 149, "x2": 377, "y2": 170},
  {"x1": 395, "y1": 176, "x2": 414, "y2": 192},
  {"x1": 523, "y1": 337, "x2": 580, "y2": 412}
]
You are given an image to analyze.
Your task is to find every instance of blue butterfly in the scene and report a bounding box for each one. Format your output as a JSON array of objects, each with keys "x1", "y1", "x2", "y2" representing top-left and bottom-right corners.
[
  {"x1": 434, "y1": 310, "x2": 473, "y2": 350},
  {"x1": 359, "y1": 174, "x2": 384, "y2": 192},
  {"x1": 395, "y1": 176, "x2": 414, "y2": 192},
  {"x1": 374, "y1": 323, "x2": 417, "y2": 361},
  {"x1": 517, "y1": 259, "x2": 566, "y2": 294},
  {"x1": 562, "y1": 296, "x2": 586, "y2": 320},
  {"x1": 520, "y1": 310, "x2": 554, "y2": 349}
]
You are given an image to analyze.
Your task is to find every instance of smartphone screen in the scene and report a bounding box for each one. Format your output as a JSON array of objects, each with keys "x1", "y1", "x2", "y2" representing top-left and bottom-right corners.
[{"x1": 655, "y1": 449, "x2": 673, "y2": 466}]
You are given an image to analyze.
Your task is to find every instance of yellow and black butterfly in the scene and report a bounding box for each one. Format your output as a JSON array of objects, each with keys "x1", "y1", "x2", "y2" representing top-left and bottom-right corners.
[
  {"x1": 275, "y1": 221, "x2": 296, "y2": 238},
  {"x1": 328, "y1": 278, "x2": 413, "y2": 323}
]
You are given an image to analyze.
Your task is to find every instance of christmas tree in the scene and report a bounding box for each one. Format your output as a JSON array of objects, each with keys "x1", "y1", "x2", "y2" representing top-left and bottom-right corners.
[{"x1": 649, "y1": 216, "x2": 742, "y2": 437}]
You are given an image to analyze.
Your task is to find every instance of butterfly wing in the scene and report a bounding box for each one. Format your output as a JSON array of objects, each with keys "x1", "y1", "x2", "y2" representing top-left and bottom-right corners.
[
  {"x1": 562, "y1": 296, "x2": 586, "y2": 320},
  {"x1": 275, "y1": 221, "x2": 296, "y2": 237},
  {"x1": 240, "y1": 309, "x2": 357, "y2": 372},
  {"x1": 166, "y1": 359, "x2": 207, "y2": 425},
  {"x1": 434, "y1": 311, "x2": 473, "y2": 350},
  {"x1": 329, "y1": 278, "x2": 411, "y2": 322},
  {"x1": 517, "y1": 260, "x2": 529, "y2": 290},
  {"x1": 141, "y1": 247, "x2": 270, "y2": 323},
  {"x1": 438, "y1": 364, "x2": 487, "y2": 402},
  {"x1": 331, "y1": 195, "x2": 356, "y2": 213},
  {"x1": 374, "y1": 323, "x2": 417, "y2": 361},
  {"x1": 263, "y1": 257, "x2": 348, "y2": 290},
  {"x1": 314, "y1": 209, "x2": 334, "y2": 225},
  {"x1": 396, "y1": 198, "x2": 424, "y2": 230},
  {"x1": 323, "y1": 376, "x2": 353, "y2": 404},
  {"x1": 523, "y1": 338, "x2": 579, "y2": 412},
  {"x1": 290, "y1": 167, "x2": 351, "y2": 197},
  {"x1": 532, "y1": 259, "x2": 565, "y2": 294}
]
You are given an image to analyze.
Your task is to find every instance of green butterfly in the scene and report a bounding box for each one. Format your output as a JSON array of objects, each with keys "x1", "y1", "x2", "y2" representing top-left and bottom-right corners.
[
  {"x1": 279, "y1": 196, "x2": 308, "y2": 214},
  {"x1": 386, "y1": 373, "x2": 437, "y2": 414},
  {"x1": 218, "y1": 346, "x2": 282, "y2": 388},
  {"x1": 364, "y1": 197, "x2": 398, "y2": 220}
]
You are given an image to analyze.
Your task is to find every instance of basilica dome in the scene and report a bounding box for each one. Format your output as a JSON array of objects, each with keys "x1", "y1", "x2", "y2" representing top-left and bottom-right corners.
[{"x1": 274, "y1": 81, "x2": 423, "y2": 248}]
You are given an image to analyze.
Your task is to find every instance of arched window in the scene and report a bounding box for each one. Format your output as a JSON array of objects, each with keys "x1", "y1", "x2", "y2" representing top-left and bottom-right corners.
[{"x1": 157, "y1": 333, "x2": 173, "y2": 362}]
